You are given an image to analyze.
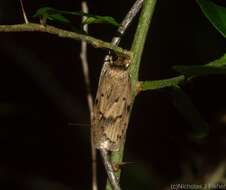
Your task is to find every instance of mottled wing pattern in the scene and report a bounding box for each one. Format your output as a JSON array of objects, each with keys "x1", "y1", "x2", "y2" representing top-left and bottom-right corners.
[{"x1": 93, "y1": 55, "x2": 132, "y2": 151}]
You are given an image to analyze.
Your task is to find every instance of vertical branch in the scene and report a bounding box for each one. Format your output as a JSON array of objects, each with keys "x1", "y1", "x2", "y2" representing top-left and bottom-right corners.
[
  {"x1": 19, "y1": 0, "x2": 29, "y2": 24},
  {"x1": 80, "y1": 2, "x2": 97, "y2": 190},
  {"x1": 104, "y1": 0, "x2": 144, "y2": 190},
  {"x1": 130, "y1": 0, "x2": 157, "y2": 84},
  {"x1": 106, "y1": 0, "x2": 158, "y2": 189}
]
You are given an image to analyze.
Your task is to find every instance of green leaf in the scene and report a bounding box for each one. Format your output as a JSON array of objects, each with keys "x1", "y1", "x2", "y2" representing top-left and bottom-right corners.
[
  {"x1": 33, "y1": 7, "x2": 57, "y2": 18},
  {"x1": 170, "y1": 86, "x2": 209, "y2": 138},
  {"x1": 33, "y1": 7, "x2": 71, "y2": 25},
  {"x1": 57, "y1": 10, "x2": 119, "y2": 26},
  {"x1": 82, "y1": 16, "x2": 119, "y2": 26},
  {"x1": 48, "y1": 14, "x2": 71, "y2": 23},
  {"x1": 173, "y1": 53, "x2": 226, "y2": 78},
  {"x1": 34, "y1": 7, "x2": 119, "y2": 27},
  {"x1": 196, "y1": 0, "x2": 226, "y2": 38}
]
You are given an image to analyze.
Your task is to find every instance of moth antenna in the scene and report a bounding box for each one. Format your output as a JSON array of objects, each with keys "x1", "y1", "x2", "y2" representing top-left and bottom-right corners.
[
  {"x1": 68, "y1": 122, "x2": 90, "y2": 127},
  {"x1": 118, "y1": 161, "x2": 136, "y2": 168},
  {"x1": 120, "y1": 161, "x2": 136, "y2": 166}
]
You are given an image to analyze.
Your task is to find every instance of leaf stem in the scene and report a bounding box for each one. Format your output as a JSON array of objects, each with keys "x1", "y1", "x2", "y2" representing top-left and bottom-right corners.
[{"x1": 139, "y1": 75, "x2": 185, "y2": 92}]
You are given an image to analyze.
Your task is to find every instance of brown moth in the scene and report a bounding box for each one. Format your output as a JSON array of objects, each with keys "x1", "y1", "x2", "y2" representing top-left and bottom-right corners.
[{"x1": 93, "y1": 53, "x2": 133, "y2": 151}]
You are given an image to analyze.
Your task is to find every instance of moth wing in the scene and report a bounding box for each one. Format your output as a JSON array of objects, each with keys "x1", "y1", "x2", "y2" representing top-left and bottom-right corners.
[{"x1": 93, "y1": 69, "x2": 132, "y2": 151}]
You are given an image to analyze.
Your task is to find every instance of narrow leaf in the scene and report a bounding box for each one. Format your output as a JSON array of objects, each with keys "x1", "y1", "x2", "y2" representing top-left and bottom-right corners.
[
  {"x1": 48, "y1": 14, "x2": 71, "y2": 23},
  {"x1": 82, "y1": 16, "x2": 119, "y2": 26},
  {"x1": 33, "y1": 7, "x2": 57, "y2": 18},
  {"x1": 34, "y1": 7, "x2": 119, "y2": 27},
  {"x1": 56, "y1": 10, "x2": 119, "y2": 26},
  {"x1": 197, "y1": 0, "x2": 226, "y2": 38},
  {"x1": 173, "y1": 53, "x2": 226, "y2": 78}
]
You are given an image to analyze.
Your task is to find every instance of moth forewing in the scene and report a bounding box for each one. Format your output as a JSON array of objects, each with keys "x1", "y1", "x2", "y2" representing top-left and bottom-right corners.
[{"x1": 93, "y1": 54, "x2": 132, "y2": 151}]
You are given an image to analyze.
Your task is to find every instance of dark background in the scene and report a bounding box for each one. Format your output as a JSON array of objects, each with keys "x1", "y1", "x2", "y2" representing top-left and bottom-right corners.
[{"x1": 0, "y1": 0, "x2": 226, "y2": 190}]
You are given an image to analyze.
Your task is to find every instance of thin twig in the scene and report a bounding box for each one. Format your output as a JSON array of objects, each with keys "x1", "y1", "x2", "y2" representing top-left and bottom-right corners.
[
  {"x1": 19, "y1": 0, "x2": 29, "y2": 24},
  {"x1": 68, "y1": 123, "x2": 90, "y2": 127},
  {"x1": 81, "y1": 3, "x2": 93, "y2": 121},
  {"x1": 0, "y1": 23, "x2": 131, "y2": 57},
  {"x1": 112, "y1": 0, "x2": 144, "y2": 46},
  {"x1": 80, "y1": 2, "x2": 97, "y2": 190},
  {"x1": 100, "y1": 149, "x2": 121, "y2": 190},
  {"x1": 105, "y1": 146, "x2": 125, "y2": 190}
]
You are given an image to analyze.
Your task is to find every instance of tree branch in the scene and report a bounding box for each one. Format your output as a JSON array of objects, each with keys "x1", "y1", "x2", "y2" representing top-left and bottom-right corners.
[{"x1": 0, "y1": 23, "x2": 131, "y2": 57}]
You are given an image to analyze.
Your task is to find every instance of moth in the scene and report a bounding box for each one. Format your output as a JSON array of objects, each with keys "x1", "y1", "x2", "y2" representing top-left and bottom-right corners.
[{"x1": 92, "y1": 53, "x2": 133, "y2": 151}]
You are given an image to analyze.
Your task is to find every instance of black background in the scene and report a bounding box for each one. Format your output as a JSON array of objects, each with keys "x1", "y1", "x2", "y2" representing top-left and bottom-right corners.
[{"x1": 0, "y1": 0, "x2": 226, "y2": 190}]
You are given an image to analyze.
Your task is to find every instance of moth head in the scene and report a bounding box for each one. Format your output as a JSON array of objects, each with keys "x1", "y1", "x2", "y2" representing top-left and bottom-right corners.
[
  {"x1": 109, "y1": 56, "x2": 130, "y2": 70},
  {"x1": 104, "y1": 51, "x2": 131, "y2": 69}
]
